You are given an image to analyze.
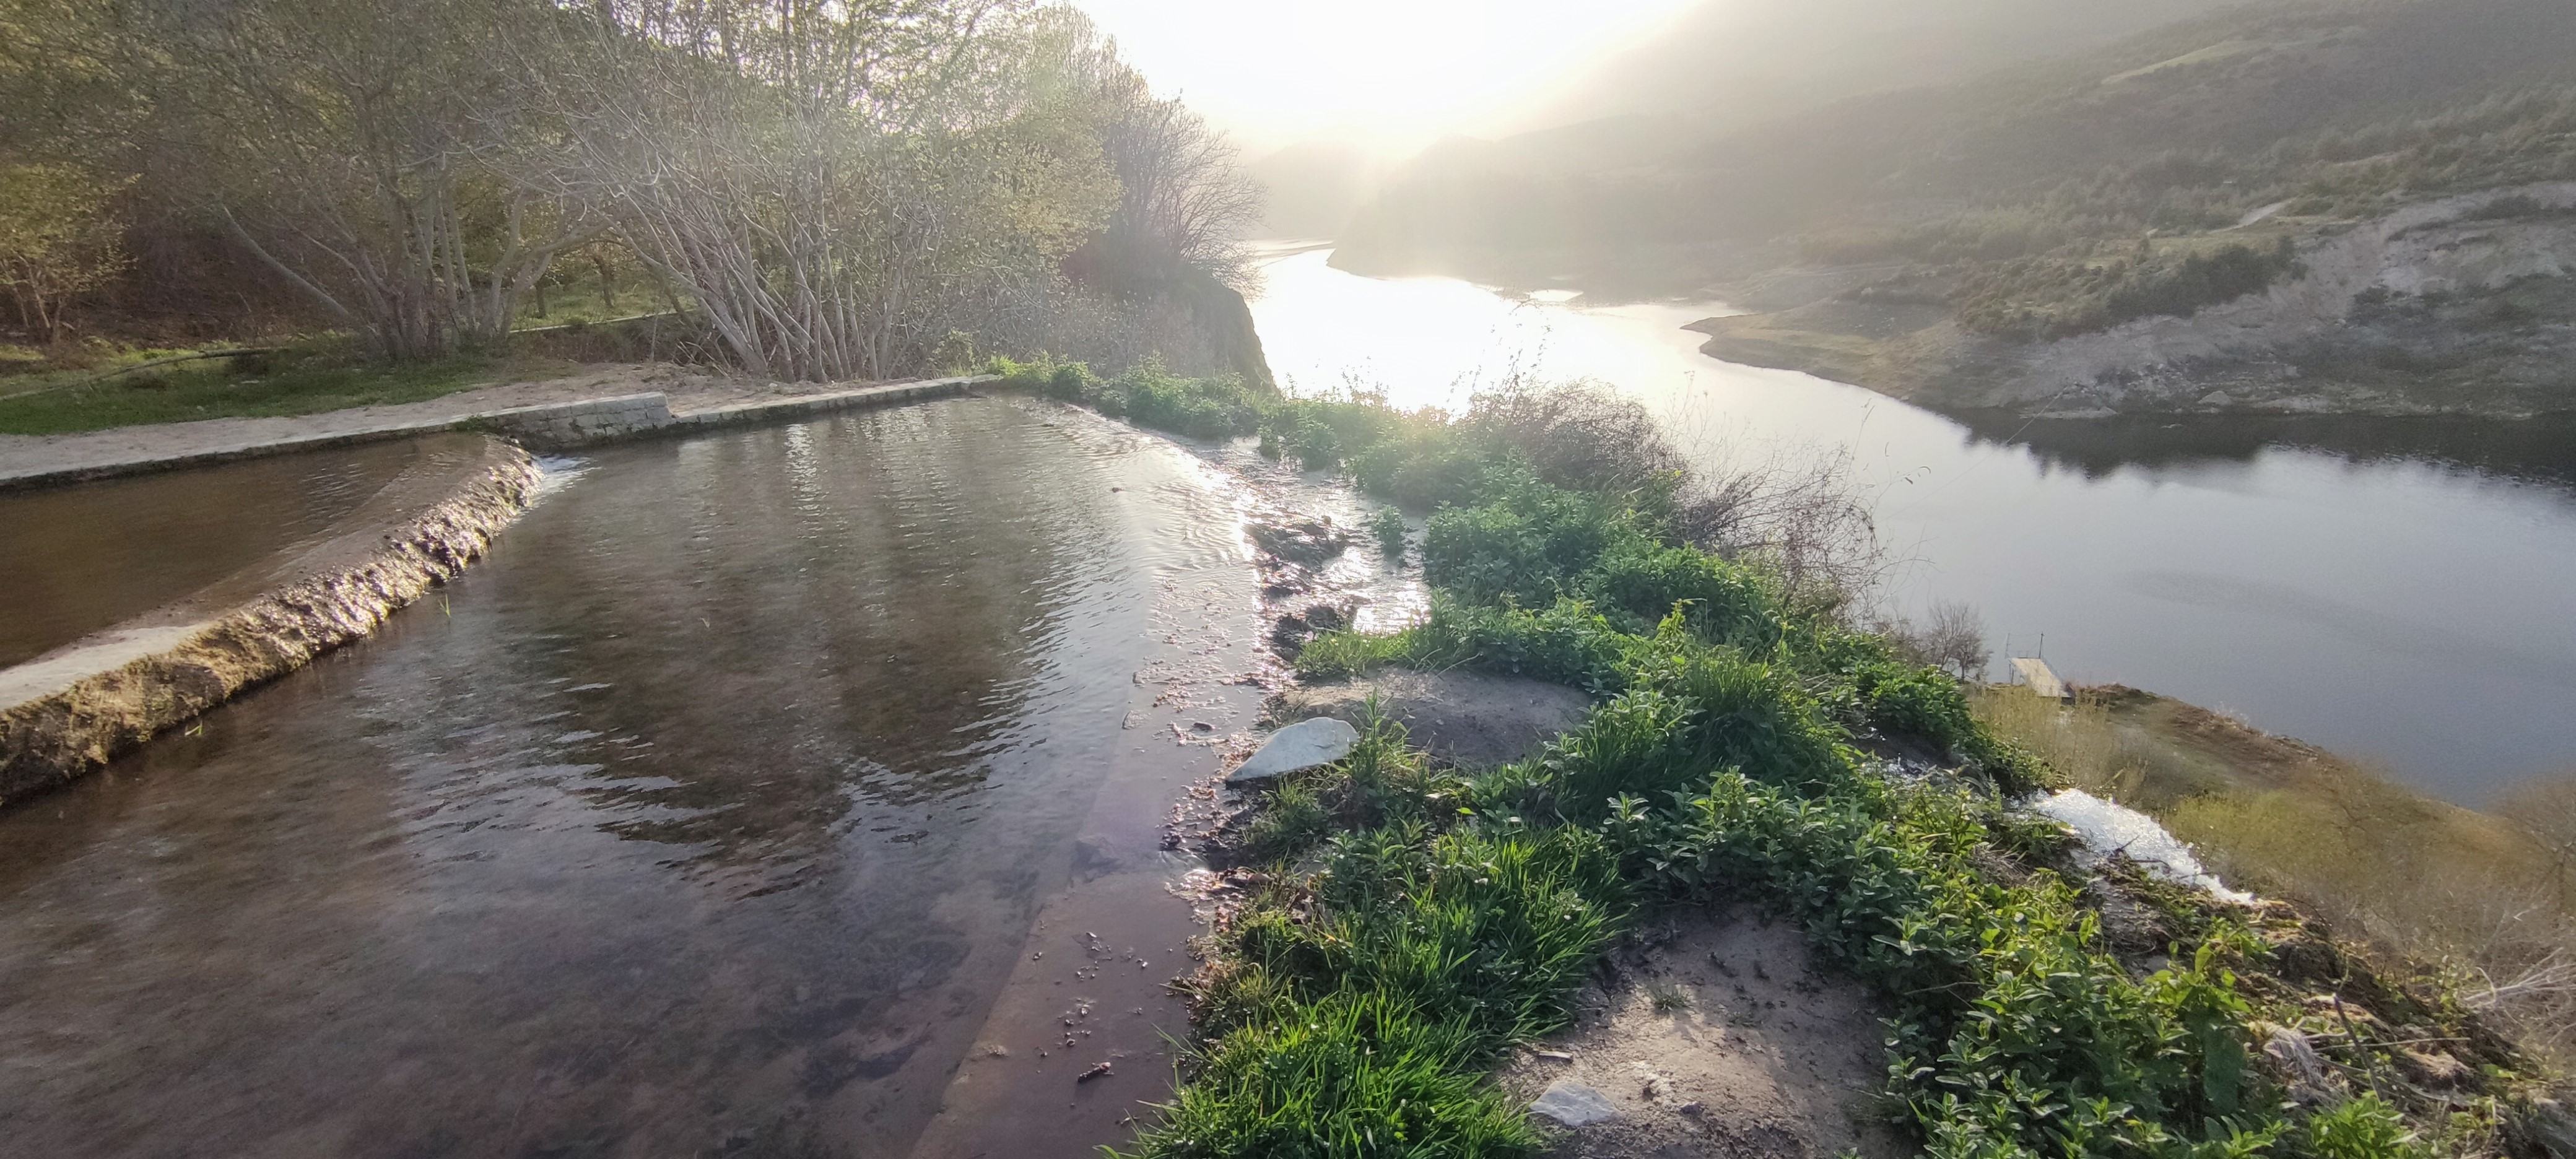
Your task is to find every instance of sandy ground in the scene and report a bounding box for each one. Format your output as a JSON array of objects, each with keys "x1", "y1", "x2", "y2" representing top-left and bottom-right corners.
[
  {"x1": 1501, "y1": 909, "x2": 1909, "y2": 1159},
  {"x1": 1276, "y1": 669, "x2": 1590, "y2": 767},
  {"x1": 0, "y1": 363, "x2": 889, "y2": 479}
]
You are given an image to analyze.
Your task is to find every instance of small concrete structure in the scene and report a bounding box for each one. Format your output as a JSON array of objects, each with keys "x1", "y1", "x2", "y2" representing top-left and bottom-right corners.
[
  {"x1": 0, "y1": 438, "x2": 541, "y2": 804},
  {"x1": 1227, "y1": 717, "x2": 1359, "y2": 784},
  {"x1": 2011, "y1": 657, "x2": 2071, "y2": 701},
  {"x1": 473, "y1": 393, "x2": 676, "y2": 449},
  {"x1": 1530, "y1": 1080, "x2": 1622, "y2": 1127}
]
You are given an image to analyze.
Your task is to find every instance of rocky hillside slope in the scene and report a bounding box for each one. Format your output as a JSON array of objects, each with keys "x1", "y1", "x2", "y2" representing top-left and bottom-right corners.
[
  {"x1": 1339, "y1": 0, "x2": 2576, "y2": 417},
  {"x1": 1695, "y1": 184, "x2": 2576, "y2": 417}
]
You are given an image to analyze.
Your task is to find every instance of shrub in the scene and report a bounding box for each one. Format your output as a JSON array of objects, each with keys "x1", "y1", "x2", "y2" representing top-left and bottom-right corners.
[
  {"x1": 1580, "y1": 541, "x2": 1781, "y2": 644},
  {"x1": 1857, "y1": 661, "x2": 1980, "y2": 752},
  {"x1": 1124, "y1": 827, "x2": 1622, "y2": 1159},
  {"x1": 987, "y1": 354, "x2": 1259, "y2": 440},
  {"x1": 1420, "y1": 476, "x2": 1638, "y2": 607},
  {"x1": 1367, "y1": 506, "x2": 1407, "y2": 560},
  {"x1": 1126, "y1": 988, "x2": 1544, "y2": 1159}
]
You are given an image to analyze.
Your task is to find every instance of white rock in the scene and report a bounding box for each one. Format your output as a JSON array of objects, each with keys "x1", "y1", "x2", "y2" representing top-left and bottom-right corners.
[
  {"x1": 1227, "y1": 717, "x2": 1359, "y2": 783},
  {"x1": 1530, "y1": 1080, "x2": 1621, "y2": 1127},
  {"x1": 2030, "y1": 789, "x2": 2254, "y2": 903}
]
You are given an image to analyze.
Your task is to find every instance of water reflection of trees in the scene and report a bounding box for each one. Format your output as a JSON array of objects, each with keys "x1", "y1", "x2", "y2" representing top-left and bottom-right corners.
[
  {"x1": 484, "y1": 401, "x2": 1133, "y2": 877},
  {"x1": 1951, "y1": 410, "x2": 2576, "y2": 488}
]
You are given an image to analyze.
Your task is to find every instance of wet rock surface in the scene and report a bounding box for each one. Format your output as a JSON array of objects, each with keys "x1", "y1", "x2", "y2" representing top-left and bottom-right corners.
[
  {"x1": 1226, "y1": 717, "x2": 1359, "y2": 783},
  {"x1": 1246, "y1": 517, "x2": 1352, "y2": 569},
  {"x1": 1277, "y1": 669, "x2": 1591, "y2": 767},
  {"x1": 1264, "y1": 601, "x2": 1355, "y2": 658}
]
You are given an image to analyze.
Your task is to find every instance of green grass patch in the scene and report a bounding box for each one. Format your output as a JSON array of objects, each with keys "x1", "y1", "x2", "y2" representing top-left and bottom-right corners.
[
  {"x1": 0, "y1": 347, "x2": 502, "y2": 435},
  {"x1": 1063, "y1": 363, "x2": 2534, "y2": 1158}
]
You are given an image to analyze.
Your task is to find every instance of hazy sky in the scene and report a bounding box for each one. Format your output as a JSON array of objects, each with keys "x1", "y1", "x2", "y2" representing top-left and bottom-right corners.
[{"x1": 1071, "y1": 0, "x2": 1700, "y2": 155}]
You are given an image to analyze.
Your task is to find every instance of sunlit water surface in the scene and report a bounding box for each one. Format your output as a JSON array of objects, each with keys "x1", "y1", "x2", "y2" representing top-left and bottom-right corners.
[
  {"x1": 1250, "y1": 245, "x2": 2576, "y2": 803},
  {"x1": 0, "y1": 397, "x2": 1271, "y2": 1158},
  {"x1": 0, "y1": 435, "x2": 481, "y2": 667}
]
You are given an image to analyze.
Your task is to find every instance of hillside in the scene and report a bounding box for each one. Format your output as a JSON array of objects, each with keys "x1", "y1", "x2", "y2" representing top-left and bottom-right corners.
[
  {"x1": 1526, "y1": 0, "x2": 2233, "y2": 132},
  {"x1": 1242, "y1": 140, "x2": 1379, "y2": 239},
  {"x1": 1336, "y1": 0, "x2": 2576, "y2": 417}
]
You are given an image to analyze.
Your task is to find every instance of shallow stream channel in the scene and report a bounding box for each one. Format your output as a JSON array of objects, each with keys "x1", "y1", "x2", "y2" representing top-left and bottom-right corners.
[{"x1": 0, "y1": 395, "x2": 1403, "y2": 1157}]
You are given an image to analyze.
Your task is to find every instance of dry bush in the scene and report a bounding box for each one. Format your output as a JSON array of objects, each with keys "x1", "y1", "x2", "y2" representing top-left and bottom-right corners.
[
  {"x1": 1463, "y1": 379, "x2": 1884, "y2": 605},
  {"x1": 1970, "y1": 686, "x2": 2192, "y2": 804},
  {"x1": 1678, "y1": 439, "x2": 1882, "y2": 605},
  {"x1": 1464, "y1": 379, "x2": 1688, "y2": 498},
  {"x1": 1877, "y1": 598, "x2": 1992, "y2": 680}
]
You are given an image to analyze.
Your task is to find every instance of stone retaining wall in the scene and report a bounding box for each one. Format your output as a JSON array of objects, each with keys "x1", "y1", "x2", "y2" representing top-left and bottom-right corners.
[
  {"x1": 0, "y1": 439, "x2": 542, "y2": 805},
  {"x1": 0, "y1": 375, "x2": 992, "y2": 806}
]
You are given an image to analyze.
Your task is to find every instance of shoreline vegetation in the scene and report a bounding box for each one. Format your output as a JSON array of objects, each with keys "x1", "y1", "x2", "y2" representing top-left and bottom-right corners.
[
  {"x1": 991, "y1": 357, "x2": 2567, "y2": 1159},
  {"x1": 1976, "y1": 685, "x2": 2576, "y2": 1066}
]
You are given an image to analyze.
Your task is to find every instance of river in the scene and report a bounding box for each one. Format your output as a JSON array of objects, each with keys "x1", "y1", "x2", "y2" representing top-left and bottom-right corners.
[
  {"x1": 0, "y1": 397, "x2": 1274, "y2": 1158},
  {"x1": 1249, "y1": 245, "x2": 2576, "y2": 804}
]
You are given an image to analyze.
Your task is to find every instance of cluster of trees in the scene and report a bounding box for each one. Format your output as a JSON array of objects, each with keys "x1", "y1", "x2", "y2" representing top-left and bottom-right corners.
[{"x1": 0, "y1": 0, "x2": 1259, "y2": 381}]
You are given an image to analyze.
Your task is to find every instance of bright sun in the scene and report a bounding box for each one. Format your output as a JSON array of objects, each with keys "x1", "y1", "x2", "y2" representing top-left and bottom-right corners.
[{"x1": 1068, "y1": 0, "x2": 1703, "y2": 153}]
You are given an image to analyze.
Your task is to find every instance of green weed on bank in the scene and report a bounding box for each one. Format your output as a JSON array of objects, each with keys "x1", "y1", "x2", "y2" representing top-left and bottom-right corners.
[{"x1": 1008, "y1": 357, "x2": 2525, "y2": 1159}]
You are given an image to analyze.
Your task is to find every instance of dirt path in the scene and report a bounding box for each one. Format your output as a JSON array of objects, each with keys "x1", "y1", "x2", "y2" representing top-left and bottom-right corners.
[{"x1": 0, "y1": 363, "x2": 890, "y2": 480}]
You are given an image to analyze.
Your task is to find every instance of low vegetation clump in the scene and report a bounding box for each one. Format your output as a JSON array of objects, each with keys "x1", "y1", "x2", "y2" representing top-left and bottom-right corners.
[
  {"x1": 994, "y1": 355, "x2": 1262, "y2": 440},
  {"x1": 991, "y1": 357, "x2": 1881, "y2": 601},
  {"x1": 1038, "y1": 373, "x2": 2549, "y2": 1158},
  {"x1": 1956, "y1": 237, "x2": 2304, "y2": 342}
]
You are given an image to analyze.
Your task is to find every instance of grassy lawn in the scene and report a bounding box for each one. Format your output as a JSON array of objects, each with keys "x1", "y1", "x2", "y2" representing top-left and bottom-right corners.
[{"x1": 0, "y1": 347, "x2": 512, "y2": 436}]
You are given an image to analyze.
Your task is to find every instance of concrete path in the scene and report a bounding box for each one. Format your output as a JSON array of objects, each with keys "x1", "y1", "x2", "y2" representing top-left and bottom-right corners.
[{"x1": 0, "y1": 366, "x2": 992, "y2": 490}]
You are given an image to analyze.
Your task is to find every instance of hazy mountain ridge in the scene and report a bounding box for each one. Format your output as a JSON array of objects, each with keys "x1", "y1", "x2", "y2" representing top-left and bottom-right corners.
[
  {"x1": 1334, "y1": 0, "x2": 2576, "y2": 417},
  {"x1": 1528, "y1": 0, "x2": 2235, "y2": 132}
]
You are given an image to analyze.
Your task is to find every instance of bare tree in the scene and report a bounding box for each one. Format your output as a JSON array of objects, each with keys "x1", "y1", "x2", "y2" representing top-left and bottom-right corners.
[
  {"x1": 1081, "y1": 72, "x2": 1263, "y2": 294},
  {"x1": 144, "y1": 0, "x2": 601, "y2": 359},
  {"x1": 0, "y1": 163, "x2": 129, "y2": 341},
  {"x1": 1919, "y1": 599, "x2": 1991, "y2": 679},
  {"x1": 531, "y1": 0, "x2": 1120, "y2": 381},
  {"x1": 1874, "y1": 599, "x2": 1991, "y2": 679}
]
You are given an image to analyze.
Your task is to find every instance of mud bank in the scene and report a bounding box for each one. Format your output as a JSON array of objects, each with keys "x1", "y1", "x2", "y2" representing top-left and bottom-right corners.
[{"x1": 0, "y1": 436, "x2": 540, "y2": 806}]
